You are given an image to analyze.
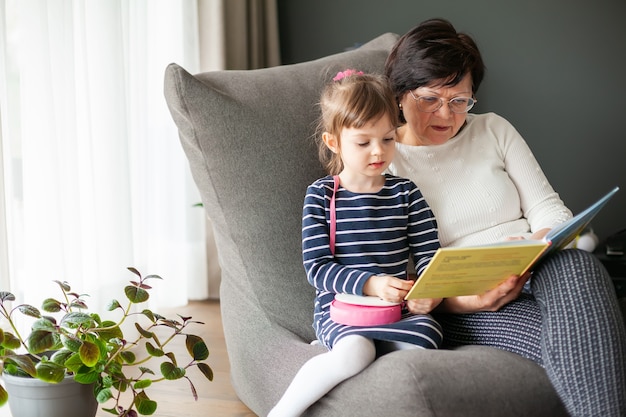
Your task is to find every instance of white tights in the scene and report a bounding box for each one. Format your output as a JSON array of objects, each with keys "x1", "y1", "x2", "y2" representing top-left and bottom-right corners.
[
  {"x1": 267, "y1": 336, "x2": 420, "y2": 417},
  {"x1": 267, "y1": 335, "x2": 375, "y2": 417}
]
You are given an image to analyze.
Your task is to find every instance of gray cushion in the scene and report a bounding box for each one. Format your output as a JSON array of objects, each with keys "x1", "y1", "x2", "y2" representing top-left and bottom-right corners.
[{"x1": 164, "y1": 33, "x2": 567, "y2": 417}]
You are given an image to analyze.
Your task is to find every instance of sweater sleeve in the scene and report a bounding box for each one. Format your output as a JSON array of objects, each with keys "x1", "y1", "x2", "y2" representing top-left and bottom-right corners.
[
  {"x1": 491, "y1": 113, "x2": 572, "y2": 231},
  {"x1": 301, "y1": 181, "x2": 371, "y2": 295}
]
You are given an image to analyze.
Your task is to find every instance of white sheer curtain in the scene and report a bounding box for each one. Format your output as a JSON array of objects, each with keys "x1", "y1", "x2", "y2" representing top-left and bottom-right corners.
[{"x1": 0, "y1": 0, "x2": 207, "y2": 311}]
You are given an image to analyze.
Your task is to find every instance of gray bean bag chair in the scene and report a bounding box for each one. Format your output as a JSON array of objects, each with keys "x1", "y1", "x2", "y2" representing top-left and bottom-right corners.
[{"x1": 163, "y1": 33, "x2": 567, "y2": 417}]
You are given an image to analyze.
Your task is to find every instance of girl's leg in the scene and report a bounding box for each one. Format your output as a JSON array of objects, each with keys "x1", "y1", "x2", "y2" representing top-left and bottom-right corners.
[
  {"x1": 375, "y1": 339, "x2": 424, "y2": 356},
  {"x1": 531, "y1": 249, "x2": 626, "y2": 416},
  {"x1": 268, "y1": 335, "x2": 376, "y2": 417}
]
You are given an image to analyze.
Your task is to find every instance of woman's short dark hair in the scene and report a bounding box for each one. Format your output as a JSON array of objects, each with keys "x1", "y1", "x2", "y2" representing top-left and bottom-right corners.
[{"x1": 384, "y1": 18, "x2": 485, "y2": 101}]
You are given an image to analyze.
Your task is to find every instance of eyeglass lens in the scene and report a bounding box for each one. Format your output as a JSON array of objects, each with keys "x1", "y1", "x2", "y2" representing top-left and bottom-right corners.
[{"x1": 413, "y1": 94, "x2": 475, "y2": 113}]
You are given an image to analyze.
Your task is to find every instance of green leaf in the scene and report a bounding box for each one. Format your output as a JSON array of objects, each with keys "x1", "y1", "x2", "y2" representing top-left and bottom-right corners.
[
  {"x1": 133, "y1": 379, "x2": 152, "y2": 389},
  {"x1": 79, "y1": 340, "x2": 100, "y2": 367},
  {"x1": 138, "y1": 366, "x2": 155, "y2": 375},
  {"x1": 95, "y1": 321, "x2": 123, "y2": 342},
  {"x1": 127, "y1": 267, "x2": 142, "y2": 278},
  {"x1": 107, "y1": 337, "x2": 124, "y2": 348},
  {"x1": 134, "y1": 323, "x2": 154, "y2": 339},
  {"x1": 119, "y1": 350, "x2": 136, "y2": 364},
  {"x1": 160, "y1": 362, "x2": 185, "y2": 380},
  {"x1": 0, "y1": 385, "x2": 8, "y2": 407},
  {"x1": 36, "y1": 361, "x2": 66, "y2": 383},
  {"x1": 53, "y1": 280, "x2": 71, "y2": 292},
  {"x1": 165, "y1": 352, "x2": 177, "y2": 365},
  {"x1": 4, "y1": 354, "x2": 37, "y2": 377},
  {"x1": 1, "y1": 332, "x2": 21, "y2": 350},
  {"x1": 60, "y1": 312, "x2": 94, "y2": 328},
  {"x1": 74, "y1": 366, "x2": 100, "y2": 384},
  {"x1": 64, "y1": 352, "x2": 84, "y2": 373},
  {"x1": 90, "y1": 313, "x2": 102, "y2": 326},
  {"x1": 114, "y1": 378, "x2": 129, "y2": 393},
  {"x1": 26, "y1": 329, "x2": 58, "y2": 353},
  {"x1": 61, "y1": 335, "x2": 83, "y2": 352},
  {"x1": 41, "y1": 298, "x2": 63, "y2": 313},
  {"x1": 135, "y1": 391, "x2": 157, "y2": 415},
  {"x1": 144, "y1": 274, "x2": 162, "y2": 281},
  {"x1": 31, "y1": 317, "x2": 56, "y2": 331},
  {"x1": 0, "y1": 328, "x2": 4, "y2": 344},
  {"x1": 105, "y1": 360, "x2": 123, "y2": 376},
  {"x1": 141, "y1": 309, "x2": 156, "y2": 323},
  {"x1": 40, "y1": 315, "x2": 58, "y2": 325},
  {"x1": 18, "y1": 304, "x2": 42, "y2": 318},
  {"x1": 158, "y1": 319, "x2": 180, "y2": 329},
  {"x1": 197, "y1": 362, "x2": 214, "y2": 381},
  {"x1": 186, "y1": 377, "x2": 199, "y2": 401},
  {"x1": 101, "y1": 374, "x2": 113, "y2": 388},
  {"x1": 125, "y1": 285, "x2": 149, "y2": 303},
  {"x1": 0, "y1": 291, "x2": 15, "y2": 302},
  {"x1": 95, "y1": 387, "x2": 113, "y2": 403},
  {"x1": 107, "y1": 299, "x2": 122, "y2": 311},
  {"x1": 69, "y1": 299, "x2": 88, "y2": 310},
  {"x1": 50, "y1": 349, "x2": 74, "y2": 366},
  {"x1": 185, "y1": 335, "x2": 209, "y2": 361},
  {"x1": 145, "y1": 342, "x2": 164, "y2": 357},
  {"x1": 2, "y1": 332, "x2": 22, "y2": 349}
]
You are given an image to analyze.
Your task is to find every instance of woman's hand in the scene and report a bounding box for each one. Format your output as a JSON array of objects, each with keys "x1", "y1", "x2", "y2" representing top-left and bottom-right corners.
[
  {"x1": 438, "y1": 272, "x2": 530, "y2": 313},
  {"x1": 406, "y1": 297, "x2": 443, "y2": 314},
  {"x1": 363, "y1": 275, "x2": 413, "y2": 304},
  {"x1": 506, "y1": 228, "x2": 551, "y2": 242}
]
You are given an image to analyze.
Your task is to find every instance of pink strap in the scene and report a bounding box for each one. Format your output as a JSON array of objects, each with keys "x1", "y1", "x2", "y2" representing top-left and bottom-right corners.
[{"x1": 329, "y1": 175, "x2": 340, "y2": 255}]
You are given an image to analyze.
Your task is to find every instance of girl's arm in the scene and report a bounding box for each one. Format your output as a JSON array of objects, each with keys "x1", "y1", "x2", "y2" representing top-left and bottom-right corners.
[
  {"x1": 302, "y1": 182, "x2": 371, "y2": 295},
  {"x1": 404, "y1": 184, "x2": 443, "y2": 314}
]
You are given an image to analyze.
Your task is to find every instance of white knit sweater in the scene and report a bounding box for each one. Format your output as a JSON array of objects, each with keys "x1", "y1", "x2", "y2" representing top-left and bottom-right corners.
[{"x1": 388, "y1": 112, "x2": 572, "y2": 248}]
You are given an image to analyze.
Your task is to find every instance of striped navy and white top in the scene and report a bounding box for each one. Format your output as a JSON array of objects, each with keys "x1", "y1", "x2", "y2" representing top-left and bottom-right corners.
[{"x1": 302, "y1": 174, "x2": 442, "y2": 349}]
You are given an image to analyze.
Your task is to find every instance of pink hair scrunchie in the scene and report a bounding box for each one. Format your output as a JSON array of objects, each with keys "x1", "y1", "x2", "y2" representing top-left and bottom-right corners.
[{"x1": 333, "y1": 69, "x2": 364, "y2": 81}]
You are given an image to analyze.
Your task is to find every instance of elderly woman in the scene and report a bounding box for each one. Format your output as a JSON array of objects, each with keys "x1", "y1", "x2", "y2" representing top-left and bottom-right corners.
[{"x1": 385, "y1": 18, "x2": 626, "y2": 417}]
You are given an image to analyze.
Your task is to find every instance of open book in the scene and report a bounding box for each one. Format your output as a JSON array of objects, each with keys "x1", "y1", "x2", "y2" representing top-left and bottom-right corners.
[{"x1": 405, "y1": 186, "x2": 620, "y2": 300}]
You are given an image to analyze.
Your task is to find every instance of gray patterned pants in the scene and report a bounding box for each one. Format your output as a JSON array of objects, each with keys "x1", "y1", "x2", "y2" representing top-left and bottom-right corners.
[{"x1": 435, "y1": 249, "x2": 626, "y2": 417}]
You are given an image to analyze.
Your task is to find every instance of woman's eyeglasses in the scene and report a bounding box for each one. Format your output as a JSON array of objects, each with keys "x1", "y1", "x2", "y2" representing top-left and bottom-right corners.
[{"x1": 409, "y1": 90, "x2": 476, "y2": 114}]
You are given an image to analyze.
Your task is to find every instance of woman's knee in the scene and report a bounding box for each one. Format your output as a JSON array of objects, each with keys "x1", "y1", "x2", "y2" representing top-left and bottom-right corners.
[
  {"x1": 532, "y1": 249, "x2": 612, "y2": 295},
  {"x1": 534, "y1": 249, "x2": 605, "y2": 280}
]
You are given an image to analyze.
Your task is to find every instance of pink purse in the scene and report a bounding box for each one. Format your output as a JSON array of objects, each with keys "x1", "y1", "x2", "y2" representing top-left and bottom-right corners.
[{"x1": 328, "y1": 176, "x2": 402, "y2": 326}]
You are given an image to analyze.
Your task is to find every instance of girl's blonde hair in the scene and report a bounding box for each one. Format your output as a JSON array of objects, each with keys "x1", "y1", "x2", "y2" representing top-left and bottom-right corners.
[{"x1": 316, "y1": 71, "x2": 399, "y2": 175}]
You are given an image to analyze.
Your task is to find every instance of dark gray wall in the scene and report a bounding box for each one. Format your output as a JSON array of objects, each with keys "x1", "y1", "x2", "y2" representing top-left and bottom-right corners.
[{"x1": 278, "y1": 0, "x2": 626, "y2": 244}]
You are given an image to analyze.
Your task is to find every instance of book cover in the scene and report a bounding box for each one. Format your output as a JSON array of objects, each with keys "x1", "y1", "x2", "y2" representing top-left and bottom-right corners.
[{"x1": 405, "y1": 186, "x2": 619, "y2": 300}]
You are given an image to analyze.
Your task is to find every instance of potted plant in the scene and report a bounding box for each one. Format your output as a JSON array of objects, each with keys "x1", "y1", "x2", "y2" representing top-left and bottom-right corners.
[{"x1": 0, "y1": 267, "x2": 213, "y2": 417}]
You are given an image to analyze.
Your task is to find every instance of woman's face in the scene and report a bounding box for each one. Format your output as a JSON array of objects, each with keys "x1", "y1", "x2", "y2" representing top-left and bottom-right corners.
[{"x1": 398, "y1": 73, "x2": 474, "y2": 146}]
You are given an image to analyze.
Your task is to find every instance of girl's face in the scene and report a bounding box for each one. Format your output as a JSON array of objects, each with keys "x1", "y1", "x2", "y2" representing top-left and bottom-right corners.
[
  {"x1": 323, "y1": 114, "x2": 396, "y2": 189},
  {"x1": 398, "y1": 73, "x2": 474, "y2": 146}
]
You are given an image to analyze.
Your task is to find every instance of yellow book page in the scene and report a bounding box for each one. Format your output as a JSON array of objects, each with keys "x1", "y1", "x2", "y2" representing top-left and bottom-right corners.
[{"x1": 405, "y1": 242, "x2": 548, "y2": 299}]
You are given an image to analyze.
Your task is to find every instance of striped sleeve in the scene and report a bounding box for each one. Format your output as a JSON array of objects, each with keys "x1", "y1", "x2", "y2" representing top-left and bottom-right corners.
[
  {"x1": 302, "y1": 178, "x2": 372, "y2": 296},
  {"x1": 405, "y1": 181, "x2": 440, "y2": 275}
]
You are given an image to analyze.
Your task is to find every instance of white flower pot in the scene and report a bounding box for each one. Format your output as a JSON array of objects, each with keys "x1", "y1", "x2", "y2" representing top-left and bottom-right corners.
[{"x1": 2, "y1": 373, "x2": 97, "y2": 417}]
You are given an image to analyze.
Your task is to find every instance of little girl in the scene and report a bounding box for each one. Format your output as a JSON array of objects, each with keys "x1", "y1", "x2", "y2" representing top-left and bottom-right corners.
[{"x1": 268, "y1": 70, "x2": 443, "y2": 417}]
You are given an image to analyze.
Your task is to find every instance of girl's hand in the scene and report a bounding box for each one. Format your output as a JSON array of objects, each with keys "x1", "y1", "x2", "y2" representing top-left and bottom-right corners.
[
  {"x1": 406, "y1": 297, "x2": 443, "y2": 314},
  {"x1": 439, "y1": 272, "x2": 530, "y2": 313},
  {"x1": 362, "y1": 275, "x2": 413, "y2": 304}
]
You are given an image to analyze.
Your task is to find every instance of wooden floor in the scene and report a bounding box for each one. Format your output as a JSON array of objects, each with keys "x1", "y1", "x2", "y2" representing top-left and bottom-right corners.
[{"x1": 0, "y1": 300, "x2": 257, "y2": 417}]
